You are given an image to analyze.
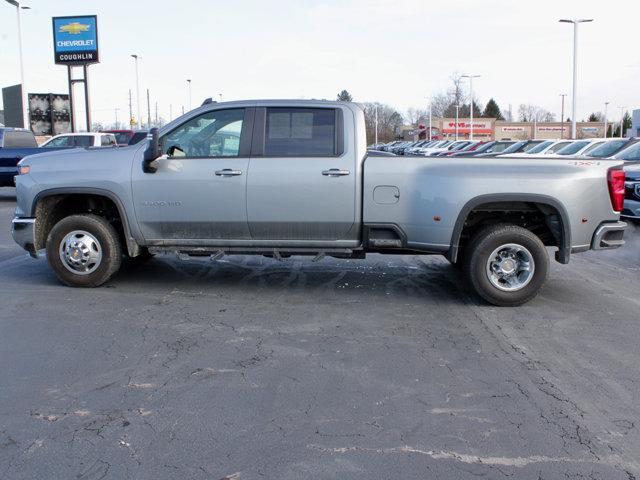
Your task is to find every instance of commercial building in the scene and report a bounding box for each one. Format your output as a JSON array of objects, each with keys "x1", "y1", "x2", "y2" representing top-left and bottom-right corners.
[
  {"x1": 405, "y1": 118, "x2": 606, "y2": 141},
  {"x1": 631, "y1": 109, "x2": 640, "y2": 138}
]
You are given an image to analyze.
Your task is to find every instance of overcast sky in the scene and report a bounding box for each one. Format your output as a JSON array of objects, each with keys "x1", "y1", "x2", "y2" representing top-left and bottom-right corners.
[{"x1": 0, "y1": 0, "x2": 638, "y2": 127}]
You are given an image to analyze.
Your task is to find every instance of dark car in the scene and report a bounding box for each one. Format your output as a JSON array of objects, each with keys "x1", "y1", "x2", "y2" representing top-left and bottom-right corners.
[
  {"x1": 475, "y1": 139, "x2": 545, "y2": 158},
  {"x1": 622, "y1": 164, "x2": 640, "y2": 221},
  {"x1": 0, "y1": 127, "x2": 69, "y2": 187},
  {"x1": 101, "y1": 129, "x2": 149, "y2": 146},
  {"x1": 449, "y1": 140, "x2": 510, "y2": 157}
]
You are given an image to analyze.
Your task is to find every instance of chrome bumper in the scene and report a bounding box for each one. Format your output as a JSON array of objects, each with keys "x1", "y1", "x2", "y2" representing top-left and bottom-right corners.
[
  {"x1": 591, "y1": 221, "x2": 627, "y2": 250},
  {"x1": 11, "y1": 217, "x2": 37, "y2": 258}
]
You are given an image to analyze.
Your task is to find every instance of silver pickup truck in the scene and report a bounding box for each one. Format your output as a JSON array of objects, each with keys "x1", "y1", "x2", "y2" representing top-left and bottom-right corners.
[{"x1": 11, "y1": 100, "x2": 627, "y2": 306}]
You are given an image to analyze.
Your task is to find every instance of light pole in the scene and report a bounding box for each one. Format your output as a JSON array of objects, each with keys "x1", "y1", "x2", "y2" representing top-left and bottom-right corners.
[
  {"x1": 374, "y1": 103, "x2": 378, "y2": 145},
  {"x1": 428, "y1": 101, "x2": 432, "y2": 141},
  {"x1": 4, "y1": 0, "x2": 30, "y2": 129},
  {"x1": 559, "y1": 18, "x2": 593, "y2": 139},
  {"x1": 131, "y1": 54, "x2": 141, "y2": 127},
  {"x1": 617, "y1": 106, "x2": 627, "y2": 138},
  {"x1": 559, "y1": 94, "x2": 566, "y2": 139},
  {"x1": 603, "y1": 101, "x2": 609, "y2": 138},
  {"x1": 187, "y1": 79, "x2": 192, "y2": 110},
  {"x1": 455, "y1": 104, "x2": 460, "y2": 141},
  {"x1": 461, "y1": 74, "x2": 480, "y2": 140},
  {"x1": 114, "y1": 107, "x2": 120, "y2": 129}
]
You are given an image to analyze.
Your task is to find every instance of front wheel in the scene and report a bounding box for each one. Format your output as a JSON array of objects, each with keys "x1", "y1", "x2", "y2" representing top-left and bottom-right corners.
[
  {"x1": 463, "y1": 224, "x2": 549, "y2": 307},
  {"x1": 46, "y1": 214, "x2": 122, "y2": 287}
]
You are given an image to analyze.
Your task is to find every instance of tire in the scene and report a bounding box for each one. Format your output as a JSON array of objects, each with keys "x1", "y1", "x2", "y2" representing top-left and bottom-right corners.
[
  {"x1": 46, "y1": 214, "x2": 122, "y2": 287},
  {"x1": 463, "y1": 224, "x2": 549, "y2": 307}
]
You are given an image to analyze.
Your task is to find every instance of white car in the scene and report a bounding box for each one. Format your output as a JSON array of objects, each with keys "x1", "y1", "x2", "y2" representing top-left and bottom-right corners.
[
  {"x1": 416, "y1": 140, "x2": 458, "y2": 156},
  {"x1": 40, "y1": 132, "x2": 118, "y2": 148},
  {"x1": 553, "y1": 137, "x2": 614, "y2": 156}
]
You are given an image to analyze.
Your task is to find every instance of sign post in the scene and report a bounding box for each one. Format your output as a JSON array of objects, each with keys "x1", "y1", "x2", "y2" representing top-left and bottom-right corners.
[{"x1": 52, "y1": 15, "x2": 99, "y2": 132}]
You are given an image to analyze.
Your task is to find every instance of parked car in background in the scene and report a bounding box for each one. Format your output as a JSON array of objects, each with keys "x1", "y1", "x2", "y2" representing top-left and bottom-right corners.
[
  {"x1": 449, "y1": 141, "x2": 516, "y2": 157},
  {"x1": 433, "y1": 141, "x2": 475, "y2": 156},
  {"x1": 611, "y1": 139, "x2": 640, "y2": 162},
  {"x1": 380, "y1": 141, "x2": 402, "y2": 152},
  {"x1": 101, "y1": 129, "x2": 149, "y2": 146},
  {"x1": 0, "y1": 127, "x2": 66, "y2": 187},
  {"x1": 622, "y1": 163, "x2": 640, "y2": 221},
  {"x1": 415, "y1": 140, "x2": 452, "y2": 156},
  {"x1": 481, "y1": 139, "x2": 546, "y2": 158},
  {"x1": 584, "y1": 138, "x2": 639, "y2": 159},
  {"x1": 507, "y1": 140, "x2": 574, "y2": 157},
  {"x1": 405, "y1": 140, "x2": 437, "y2": 155},
  {"x1": 41, "y1": 132, "x2": 118, "y2": 148},
  {"x1": 553, "y1": 138, "x2": 609, "y2": 156}
]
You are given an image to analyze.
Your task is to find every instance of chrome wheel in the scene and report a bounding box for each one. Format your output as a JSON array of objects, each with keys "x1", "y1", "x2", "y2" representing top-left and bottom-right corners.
[
  {"x1": 485, "y1": 243, "x2": 535, "y2": 292},
  {"x1": 59, "y1": 230, "x2": 103, "y2": 275}
]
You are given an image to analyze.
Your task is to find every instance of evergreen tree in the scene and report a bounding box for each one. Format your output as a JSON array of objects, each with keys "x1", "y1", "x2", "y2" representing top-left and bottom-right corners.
[
  {"x1": 337, "y1": 90, "x2": 353, "y2": 102},
  {"x1": 482, "y1": 98, "x2": 505, "y2": 120}
]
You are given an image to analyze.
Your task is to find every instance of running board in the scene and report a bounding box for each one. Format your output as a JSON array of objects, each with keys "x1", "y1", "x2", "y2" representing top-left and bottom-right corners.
[{"x1": 147, "y1": 246, "x2": 365, "y2": 261}]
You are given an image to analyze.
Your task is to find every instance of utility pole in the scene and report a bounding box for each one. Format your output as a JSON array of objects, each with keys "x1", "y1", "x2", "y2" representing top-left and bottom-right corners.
[
  {"x1": 604, "y1": 101, "x2": 609, "y2": 138},
  {"x1": 559, "y1": 18, "x2": 593, "y2": 139},
  {"x1": 461, "y1": 74, "x2": 481, "y2": 140},
  {"x1": 146, "y1": 89, "x2": 151, "y2": 128},
  {"x1": 131, "y1": 54, "x2": 141, "y2": 128},
  {"x1": 128, "y1": 89, "x2": 133, "y2": 127},
  {"x1": 428, "y1": 102, "x2": 432, "y2": 141},
  {"x1": 559, "y1": 94, "x2": 566, "y2": 139}
]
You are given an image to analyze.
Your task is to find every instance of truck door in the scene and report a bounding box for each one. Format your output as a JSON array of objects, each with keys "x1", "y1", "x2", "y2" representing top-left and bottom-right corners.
[
  {"x1": 246, "y1": 107, "x2": 357, "y2": 244},
  {"x1": 131, "y1": 108, "x2": 252, "y2": 241}
]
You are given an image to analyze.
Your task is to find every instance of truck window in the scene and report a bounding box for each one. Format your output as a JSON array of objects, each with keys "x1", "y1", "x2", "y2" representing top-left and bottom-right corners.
[
  {"x1": 264, "y1": 108, "x2": 336, "y2": 156},
  {"x1": 44, "y1": 136, "x2": 72, "y2": 147},
  {"x1": 4, "y1": 130, "x2": 37, "y2": 148},
  {"x1": 74, "y1": 136, "x2": 93, "y2": 147},
  {"x1": 101, "y1": 135, "x2": 116, "y2": 147},
  {"x1": 161, "y1": 108, "x2": 244, "y2": 157}
]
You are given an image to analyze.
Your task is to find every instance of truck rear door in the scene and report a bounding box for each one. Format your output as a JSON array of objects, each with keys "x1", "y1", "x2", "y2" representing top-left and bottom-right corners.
[{"x1": 246, "y1": 106, "x2": 358, "y2": 244}]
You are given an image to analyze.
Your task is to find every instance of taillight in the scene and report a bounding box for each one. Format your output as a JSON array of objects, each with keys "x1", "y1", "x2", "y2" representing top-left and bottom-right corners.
[{"x1": 607, "y1": 167, "x2": 625, "y2": 212}]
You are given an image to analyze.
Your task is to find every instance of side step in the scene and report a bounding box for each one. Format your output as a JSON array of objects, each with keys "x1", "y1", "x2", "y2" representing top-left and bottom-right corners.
[{"x1": 147, "y1": 246, "x2": 365, "y2": 261}]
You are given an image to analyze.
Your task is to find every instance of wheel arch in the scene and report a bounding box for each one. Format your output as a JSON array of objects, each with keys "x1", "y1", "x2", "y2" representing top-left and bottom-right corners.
[
  {"x1": 448, "y1": 193, "x2": 571, "y2": 264},
  {"x1": 31, "y1": 187, "x2": 140, "y2": 257}
]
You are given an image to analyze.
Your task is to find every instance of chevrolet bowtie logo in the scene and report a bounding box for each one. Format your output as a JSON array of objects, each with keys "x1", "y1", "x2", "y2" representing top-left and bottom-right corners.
[{"x1": 59, "y1": 22, "x2": 90, "y2": 35}]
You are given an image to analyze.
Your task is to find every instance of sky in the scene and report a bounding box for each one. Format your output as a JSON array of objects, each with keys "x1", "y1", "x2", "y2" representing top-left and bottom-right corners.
[{"x1": 0, "y1": 0, "x2": 638, "y2": 128}]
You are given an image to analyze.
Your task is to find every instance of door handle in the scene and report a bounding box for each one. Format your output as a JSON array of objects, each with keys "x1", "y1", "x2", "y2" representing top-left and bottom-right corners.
[
  {"x1": 215, "y1": 169, "x2": 242, "y2": 176},
  {"x1": 322, "y1": 168, "x2": 350, "y2": 177}
]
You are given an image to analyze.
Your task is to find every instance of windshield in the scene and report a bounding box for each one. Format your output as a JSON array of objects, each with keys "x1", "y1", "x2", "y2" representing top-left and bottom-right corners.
[
  {"x1": 501, "y1": 141, "x2": 528, "y2": 154},
  {"x1": 112, "y1": 132, "x2": 131, "y2": 144},
  {"x1": 525, "y1": 141, "x2": 554, "y2": 154},
  {"x1": 586, "y1": 140, "x2": 628, "y2": 158},
  {"x1": 556, "y1": 140, "x2": 590, "y2": 155},
  {"x1": 522, "y1": 140, "x2": 545, "y2": 152},
  {"x1": 472, "y1": 141, "x2": 495, "y2": 153},
  {"x1": 614, "y1": 142, "x2": 640, "y2": 161},
  {"x1": 546, "y1": 141, "x2": 572, "y2": 153}
]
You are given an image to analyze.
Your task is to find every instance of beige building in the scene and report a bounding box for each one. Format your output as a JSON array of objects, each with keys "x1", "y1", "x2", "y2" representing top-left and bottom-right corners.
[{"x1": 409, "y1": 118, "x2": 606, "y2": 141}]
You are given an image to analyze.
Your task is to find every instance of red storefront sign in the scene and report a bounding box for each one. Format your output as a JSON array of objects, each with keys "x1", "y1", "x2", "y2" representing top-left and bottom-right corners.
[{"x1": 442, "y1": 121, "x2": 492, "y2": 134}]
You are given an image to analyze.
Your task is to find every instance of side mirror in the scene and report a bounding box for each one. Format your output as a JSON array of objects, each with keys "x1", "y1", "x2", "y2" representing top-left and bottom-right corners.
[{"x1": 143, "y1": 128, "x2": 160, "y2": 173}]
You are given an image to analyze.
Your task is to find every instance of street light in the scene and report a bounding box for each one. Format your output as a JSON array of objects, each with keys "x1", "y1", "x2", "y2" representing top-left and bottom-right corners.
[
  {"x1": 559, "y1": 94, "x2": 567, "y2": 139},
  {"x1": 559, "y1": 18, "x2": 593, "y2": 139},
  {"x1": 4, "y1": 0, "x2": 30, "y2": 129},
  {"x1": 461, "y1": 74, "x2": 480, "y2": 140},
  {"x1": 187, "y1": 79, "x2": 192, "y2": 111},
  {"x1": 131, "y1": 54, "x2": 141, "y2": 127},
  {"x1": 455, "y1": 104, "x2": 460, "y2": 141},
  {"x1": 603, "y1": 101, "x2": 609, "y2": 138}
]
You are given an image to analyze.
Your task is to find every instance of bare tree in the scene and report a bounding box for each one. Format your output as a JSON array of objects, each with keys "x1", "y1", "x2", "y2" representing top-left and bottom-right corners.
[
  {"x1": 362, "y1": 103, "x2": 404, "y2": 143},
  {"x1": 518, "y1": 104, "x2": 556, "y2": 122},
  {"x1": 406, "y1": 107, "x2": 428, "y2": 126}
]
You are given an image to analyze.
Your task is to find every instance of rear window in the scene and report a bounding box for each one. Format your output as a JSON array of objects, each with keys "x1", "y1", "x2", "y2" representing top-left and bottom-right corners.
[
  {"x1": 265, "y1": 108, "x2": 336, "y2": 156},
  {"x1": 113, "y1": 132, "x2": 132, "y2": 144},
  {"x1": 3, "y1": 130, "x2": 37, "y2": 148},
  {"x1": 129, "y1": 132, "x2": 149, "y2": 145}
]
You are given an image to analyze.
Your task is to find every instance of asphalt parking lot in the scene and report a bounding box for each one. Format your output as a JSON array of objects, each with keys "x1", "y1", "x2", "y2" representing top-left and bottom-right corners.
[{"x1": 1, "y1": 187, "x2": 639, "y2": 480}]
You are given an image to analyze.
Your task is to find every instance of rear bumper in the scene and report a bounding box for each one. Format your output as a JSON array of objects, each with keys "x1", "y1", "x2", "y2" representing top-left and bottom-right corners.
[
  {"x1": 11, "y1": 217, "x2": 37, "y2": 258},
  {"x1": 590, "y1": 221, "x2": 627, "y2": 250}
]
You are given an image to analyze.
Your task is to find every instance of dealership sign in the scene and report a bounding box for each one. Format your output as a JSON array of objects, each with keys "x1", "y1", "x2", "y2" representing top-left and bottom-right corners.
[
  {"x1": 52, "y1": 16, "x2": 99, "y2": 65},
  {"x1": 502, "y1": 126, "x2": 526, "y2": 132},
  {"x1": 538, "y1": 126, "x2": 564, "y2": 132}
]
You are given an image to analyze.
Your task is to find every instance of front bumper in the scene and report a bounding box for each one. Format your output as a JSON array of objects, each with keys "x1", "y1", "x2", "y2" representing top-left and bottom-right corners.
[
  {"x1": 591, "y1": 221, "x2": 627, "y2": 250},
  {"x1": 11, "y1": 217, "x2": 37, "y2": 258}
]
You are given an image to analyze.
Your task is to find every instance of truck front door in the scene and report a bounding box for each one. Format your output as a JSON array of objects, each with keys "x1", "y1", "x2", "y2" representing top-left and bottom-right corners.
[
  {"x1": 131, "y1": 108, "x2": 252, "y2": 242},
  {"x1": 246, "y1": 107, "x2": 357, "y2": 245}
]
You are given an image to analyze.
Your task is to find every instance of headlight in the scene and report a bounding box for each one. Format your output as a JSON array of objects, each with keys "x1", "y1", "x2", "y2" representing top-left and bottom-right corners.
[{"x1": 18, "y1": 165, "x2": 30, "y2": 175}]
